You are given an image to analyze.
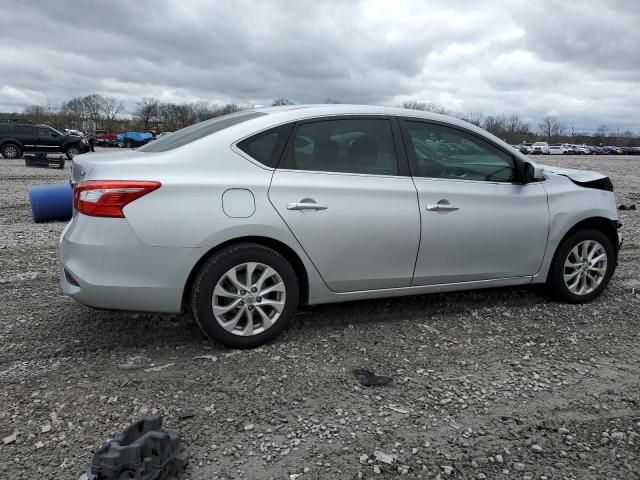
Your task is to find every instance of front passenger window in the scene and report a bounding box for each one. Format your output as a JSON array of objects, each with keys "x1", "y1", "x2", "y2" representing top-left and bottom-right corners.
[{"x1": 405, "y1": 121, "x2": 516, "y2": 182}]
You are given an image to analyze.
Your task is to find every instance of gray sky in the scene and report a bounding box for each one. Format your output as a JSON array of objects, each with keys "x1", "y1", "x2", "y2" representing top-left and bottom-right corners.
[{"x1": 0, "y1": 0, "x2": 637, "y2": 132}]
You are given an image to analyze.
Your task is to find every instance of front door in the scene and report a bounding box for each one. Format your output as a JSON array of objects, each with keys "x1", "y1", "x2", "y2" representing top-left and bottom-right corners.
[
  {"x1": 36, "y1": 127, "x2": 62, "y2": 152},
  {"x1": 400, "y1": 119, "x2": 549, "y2": 285},
  {"x1": 268, "y1": 117, "x2": 420, "y2": 292}
]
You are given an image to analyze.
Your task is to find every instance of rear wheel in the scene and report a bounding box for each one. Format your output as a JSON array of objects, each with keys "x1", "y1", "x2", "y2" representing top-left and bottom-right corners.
[
  {"x1": 548, "y1": 229, "x2": 615, "y2": 303},
  {"x1": 1, "y1": 143, "x2": 21, "y2": 159},
  {"x1": 190, "y1": 243, "x2": 300, "y2": 348}
]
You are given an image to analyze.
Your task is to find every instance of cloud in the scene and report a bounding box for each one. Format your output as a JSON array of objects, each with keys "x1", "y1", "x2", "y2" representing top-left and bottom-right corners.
[{"x1": 0, "y1": 0, "x2": 637, "y2": 132}]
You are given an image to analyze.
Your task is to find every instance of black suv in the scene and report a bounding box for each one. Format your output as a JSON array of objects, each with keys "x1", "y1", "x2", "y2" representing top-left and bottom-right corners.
[{"x1": 0, "y1": 121, "x2": 90, "y2": 160}]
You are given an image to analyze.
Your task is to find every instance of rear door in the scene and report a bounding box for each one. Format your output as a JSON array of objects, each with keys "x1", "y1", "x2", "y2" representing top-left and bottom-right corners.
[
  {"x1": 400, "y1": 119, "x2": 549, "y2": 285},
  {"x1": 268, "y1": 116, "x2": 421, "y2": 292},
  {"x1": 13, "y1": 125, "x2": 36, "y2": 152}
]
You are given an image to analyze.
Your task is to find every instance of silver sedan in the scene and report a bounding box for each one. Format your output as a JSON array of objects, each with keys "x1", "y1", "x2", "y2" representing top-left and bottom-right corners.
[{"x1": 60, "y1": 105, "x2": 620, "y2": 347}]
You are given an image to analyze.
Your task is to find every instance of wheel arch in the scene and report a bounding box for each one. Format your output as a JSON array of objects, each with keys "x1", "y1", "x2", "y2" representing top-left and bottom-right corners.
[
  {"x1": 181, "y1": 236, "x2": 309, "y2": 310},
  {"x1": 1, "y1": 139, "x2": 23, "y2": 151},
  {"x1": 547, "y1": 216, "x2": 620, "y2": 278}
]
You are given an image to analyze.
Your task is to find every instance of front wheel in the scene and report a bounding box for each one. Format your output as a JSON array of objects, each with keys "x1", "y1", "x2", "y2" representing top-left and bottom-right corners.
[
  {"x1": 190, "y1": 243, "x2": 300, "y2": 348},
  {"x1": 548, "y1": 229, "x2": 615, "y2": 303},
  {"x1": 65, "y1": 145, "x2": 80, "y2": 159}
]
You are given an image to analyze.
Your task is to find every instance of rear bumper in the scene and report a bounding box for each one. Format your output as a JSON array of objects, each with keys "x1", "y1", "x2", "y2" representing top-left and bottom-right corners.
[{"x1": 59, "y1": 215, "x2": 204, "y2": 313}]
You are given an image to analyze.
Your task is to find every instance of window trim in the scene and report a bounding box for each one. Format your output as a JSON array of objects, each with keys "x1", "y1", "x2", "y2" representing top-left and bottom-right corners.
[
  {"x1": 398, "y1": 117, "x2": 526, "y2": 184},
  {"x1": 276, "y1": 115, "x2": 411, "y2": 177}
]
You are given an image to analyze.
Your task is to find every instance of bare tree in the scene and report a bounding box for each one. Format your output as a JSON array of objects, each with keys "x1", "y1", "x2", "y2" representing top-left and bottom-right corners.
[
  {"x1": 100, "y1": 96, "x2": 123, "y2": 121},
  {"x1": 61, "y1": 97, "x2": 86, "y2": 130},
  {"x1": 537, "y1": 116, "x2": 566, "y2": 142},
  {"x1": 455, "y1": 111, "x2": 484, "y2": 127},
  {"x1": 272, "y1": 98, "x2": 294, "y2": 106},
  {"x1": 23, "y1": 104, "x2": 47, "y2": 124},
  {"x1": 135, "y1": 97, "x2": 160, "y2": 130},
  {"x1": 82, "y1": 94, "x2": 103, "y2": 131},
  {"x1": 483, "y1": 115, "x2": 507, "y2": 136},
  {"x1": 401, "y1": 100, "x2": 448, "y2": 114}
]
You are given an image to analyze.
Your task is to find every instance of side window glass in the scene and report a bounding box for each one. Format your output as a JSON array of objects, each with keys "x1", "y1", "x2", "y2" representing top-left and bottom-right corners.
[
  {"x1": 405, "y1": 121, "x2": 516, "y2": 182},
  {"x1": 281, "y1": 118, "x2": 398, "y2": 175},
  {"x1": 236, "y1": 124, "x2": 292, "y2": 168},
  {"x1": 14, "y1": 126, "x2": 34, "y2": 136},
  {"x1": 37, "y1": 128, "x2": 51, "y2": 137}
]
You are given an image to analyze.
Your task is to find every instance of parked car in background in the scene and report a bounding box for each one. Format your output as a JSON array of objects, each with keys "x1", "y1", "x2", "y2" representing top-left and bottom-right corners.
[
  {"x1": 531, "y1": 141, "x2": 550, "y2": 154},
  {"x1": 627, "y1": 146, "x2": 640, "y2": 155},
  {"x1": 117, "y1": 131, "x2": 155, "y2": 148},
  {"x1": 61, "y1": 105, "x2": 620, "y2": 347},
  {"x1": 0, "y1": 121, "x2": 90, "y2": 159},
  {"x1": 574, "y1": 144, "x2": 590, "y2": 154},
  {"x1": 549, "y1": 144, "x2": 568, "y2": 155},
  {"x1": 516, "y1": 142, "x2": 533, "y2": 154},
  {"x1": 95, "y1": 131, "x2": 118, "y2": 147},
  {"x1": 602, "y1": 146, "x2": 622, "y2": 155},
  {"x1": 157, "y1": 131, "x2": 173, "y2": 138},
  {"x1": 590, "y1": 146, "x2": 604, "y2": 154}
]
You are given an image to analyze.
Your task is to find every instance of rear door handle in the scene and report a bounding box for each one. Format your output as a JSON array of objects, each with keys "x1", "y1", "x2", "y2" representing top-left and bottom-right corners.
[
  {"x1": 426, "y1": 203, "x2": 460, "y2": 212},
  {"x1": 287, "y1": 201, "x2": 328, "y2": 211}
]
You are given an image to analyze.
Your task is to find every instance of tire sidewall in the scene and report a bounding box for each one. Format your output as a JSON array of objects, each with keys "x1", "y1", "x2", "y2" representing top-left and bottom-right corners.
[
  {"x1": 2, "y1": 143, "x2": 21, "y2": 159},
  {"x1": 550, "y1": 229, "x2": 615, "y2": 303},
  {"x1": 191, "y1": 244, "x2": 299, "y2": 348}
]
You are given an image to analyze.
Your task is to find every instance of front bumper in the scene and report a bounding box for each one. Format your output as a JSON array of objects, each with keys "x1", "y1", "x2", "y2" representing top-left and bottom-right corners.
[{"x1": 59, "y1": 215, "x2": 204, "y2": 313}]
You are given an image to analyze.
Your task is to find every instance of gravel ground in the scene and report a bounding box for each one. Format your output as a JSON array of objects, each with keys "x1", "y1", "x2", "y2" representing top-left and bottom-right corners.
[{"x1": 1, "y1": 153, "x2": 639, "y2": 480}]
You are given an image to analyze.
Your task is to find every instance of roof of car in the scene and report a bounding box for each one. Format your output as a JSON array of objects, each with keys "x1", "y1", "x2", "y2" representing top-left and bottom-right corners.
[{"x1": 255, "y1": 104, "x2": 457, "y2": 121}]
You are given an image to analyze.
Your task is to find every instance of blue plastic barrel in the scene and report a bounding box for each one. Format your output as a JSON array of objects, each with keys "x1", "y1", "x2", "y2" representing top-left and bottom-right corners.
[{"x1": 28, "y1": 183, "x2": 73, "y2": 223}]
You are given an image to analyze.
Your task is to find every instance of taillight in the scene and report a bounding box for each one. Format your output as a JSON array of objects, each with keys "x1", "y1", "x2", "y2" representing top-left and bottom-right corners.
[{"x1": 73, "y1": 180, "x2": 161, "y2": 218}]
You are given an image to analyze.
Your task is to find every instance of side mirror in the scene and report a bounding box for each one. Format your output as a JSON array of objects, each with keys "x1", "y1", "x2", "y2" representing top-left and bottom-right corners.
[{"x1": 523, "y1": 161, "x2": 544, "y2": 183}]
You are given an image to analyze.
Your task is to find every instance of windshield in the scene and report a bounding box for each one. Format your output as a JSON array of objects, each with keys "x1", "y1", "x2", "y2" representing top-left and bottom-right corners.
[{"x1": 138, "y1": 110, "x2": 266, "y2": 152}]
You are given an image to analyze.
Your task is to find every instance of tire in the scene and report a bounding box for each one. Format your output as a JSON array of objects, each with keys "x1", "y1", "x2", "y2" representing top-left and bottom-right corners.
[
  {"x1": 65, "y1": 145, "x2": 80, "y2": 160},
  {"x1": 125, "y1": 140, "x2": 132, "y2": 148},
  {"x1": 548, "y1": 229, "x2": 615, "y2": 303},
  {"x1": 190, "y1": 243, "x2": 300, "y2": 348},
  {"x1": 1, "y1": 143, "x2": 22, "y2": 159}
]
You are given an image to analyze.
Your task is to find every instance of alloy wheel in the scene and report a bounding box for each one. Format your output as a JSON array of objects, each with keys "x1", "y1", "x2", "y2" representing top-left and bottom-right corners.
[
  {"x1": 212, "y1": 262, "x2": 286, "y2": 336},
  {"x1": 3, "y1": 145, "x2": 18, "y2": 158},
  {"x1": 67, "y1": 147, "x2": 79, "y2": 158},
  {"x1": 563, "y1": 240, "x2": 608, "y2": 295}
]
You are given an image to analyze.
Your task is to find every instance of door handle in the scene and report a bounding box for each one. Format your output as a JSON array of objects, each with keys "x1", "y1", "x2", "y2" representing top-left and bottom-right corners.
[
  {"x1": 426, "y1": 203, "x2": 460, "y2": 212},
  {"x1": 286, "y1": 201, "x2": 328, "y2": 211}
]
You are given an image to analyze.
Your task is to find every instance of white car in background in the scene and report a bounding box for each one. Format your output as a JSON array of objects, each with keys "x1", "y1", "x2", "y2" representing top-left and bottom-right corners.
[
  {"x1": 549, "y1": 144, "x2": 568, "y2": 155},
  {"x1": 576, "y1": 144, "x2": 590, "y2": 154},
  {"x1": 531, "y1": 142, "x2": 550, "y2": 154}
]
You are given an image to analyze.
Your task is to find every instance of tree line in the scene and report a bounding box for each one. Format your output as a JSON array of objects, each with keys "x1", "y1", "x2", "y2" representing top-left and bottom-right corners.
[{"x1": 2, "y1": 94, "x2": 638, "y2": 146}]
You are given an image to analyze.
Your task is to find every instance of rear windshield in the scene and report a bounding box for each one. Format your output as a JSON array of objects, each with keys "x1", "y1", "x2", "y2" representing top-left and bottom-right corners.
[{"x1": 138, "y1": 110, "x2": 266, "y2": 152}]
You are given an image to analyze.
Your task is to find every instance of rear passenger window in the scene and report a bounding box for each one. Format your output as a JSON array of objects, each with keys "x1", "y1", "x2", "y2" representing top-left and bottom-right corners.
[
  {"x1": 14, "y1": 126, "x2": 34, "y2": 136},
  {"x1": 236, "y1": 124, "x2": 292, "y2": 168},
  {"x1": 280, "y1": 118, "x2": 398, "y2": 175}
]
